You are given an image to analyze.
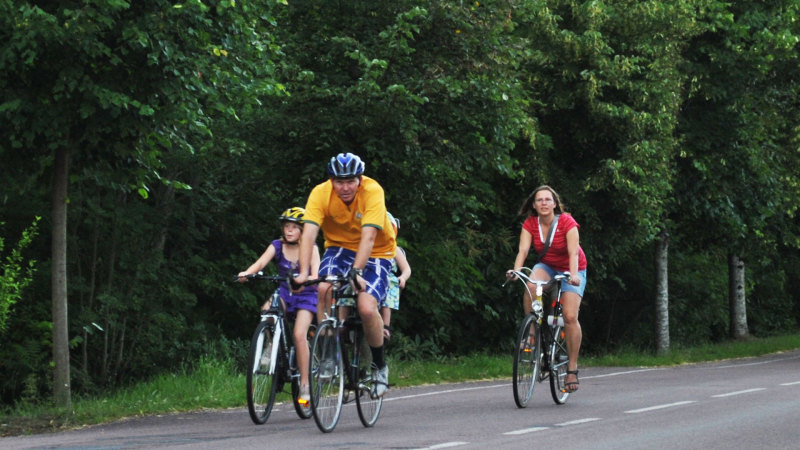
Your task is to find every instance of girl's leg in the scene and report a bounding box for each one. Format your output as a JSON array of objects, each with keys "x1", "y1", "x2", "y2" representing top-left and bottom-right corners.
[
  {"x1": 561, "y1": 291, "x2": 582, "y2": 391},
  {"x1": 293, "y1": 309, "x2": 314, "y2": 388}
]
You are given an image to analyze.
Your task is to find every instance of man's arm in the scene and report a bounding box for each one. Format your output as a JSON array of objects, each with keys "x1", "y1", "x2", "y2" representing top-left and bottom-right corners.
[
  {"x1": 294, "y1": 222, "x2": 320, "y2": 284},
  {"x1": 353, "y1": 226, "x2": 378, "y2": 270}
]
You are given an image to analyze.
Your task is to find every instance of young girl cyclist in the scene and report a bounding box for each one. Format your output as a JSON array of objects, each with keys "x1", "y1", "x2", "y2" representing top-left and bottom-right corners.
[{"x1": 237, "y1": 206, "x2": 321, "y2": 405}]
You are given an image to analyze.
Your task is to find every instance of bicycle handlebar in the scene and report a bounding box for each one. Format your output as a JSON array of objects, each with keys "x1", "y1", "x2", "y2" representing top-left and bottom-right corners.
[
  {"x1": 297, "y1": 273, "x2": 361, "y2": 292},
  {"x1": 232, "y1": 272, "x2": 288, "y2": 284},
  {"x1": 503, "y1": 269, "x2": 570, "y2": 288}
]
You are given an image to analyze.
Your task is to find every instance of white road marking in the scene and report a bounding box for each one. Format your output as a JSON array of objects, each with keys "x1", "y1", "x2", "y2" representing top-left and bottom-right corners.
[
  {"x1": 384, "y1": 383, "x2": 506, "y2": 402},
  {"x1": 780, "y1": 381, "x2": 800, "y2": 386},
  {"x1": 422, "y1": 442, "x2": 469, "y2": 449},
  {"x1": 584, "y1": 368, "x2": 663, "y2": 379},
  {"x1": 712, "y1": 388, "x2": 766, "y2": 398},
  {"x1": 556, "y1": 418, "x2": 601, "y2": 426},
  {"x1": 625, "y1": 400, "x2": 696, "y2": 414},
  {"x1": 503, "y1": 426, "x2": 550, "y2": 435}
]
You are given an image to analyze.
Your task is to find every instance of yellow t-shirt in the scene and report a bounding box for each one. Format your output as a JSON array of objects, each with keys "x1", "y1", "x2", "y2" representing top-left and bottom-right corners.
[{"x1": 303, "y1": 176, "x2": 396, "y2": 258}]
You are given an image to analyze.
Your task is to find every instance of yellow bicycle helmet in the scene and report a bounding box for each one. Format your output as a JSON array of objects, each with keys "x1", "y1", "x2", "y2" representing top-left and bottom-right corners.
[{"x1": 279, "y1": 207, "x2": 305, "y2": 224}]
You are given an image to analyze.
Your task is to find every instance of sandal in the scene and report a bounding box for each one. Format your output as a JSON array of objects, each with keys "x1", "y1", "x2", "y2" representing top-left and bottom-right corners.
[{"x1": 565, "y1": 370, "x2": 579, "y2": 392}]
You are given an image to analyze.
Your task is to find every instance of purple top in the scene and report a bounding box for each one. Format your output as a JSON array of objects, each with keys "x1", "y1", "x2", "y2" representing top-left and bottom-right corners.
[{"x1": 273, "y1": 239, "x2": 318, "y2": 313}]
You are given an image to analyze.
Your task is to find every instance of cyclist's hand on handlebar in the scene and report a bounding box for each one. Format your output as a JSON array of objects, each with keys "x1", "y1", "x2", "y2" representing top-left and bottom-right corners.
[
  {"x1": 292, "y1": 272, "x2": 308, "y2": 288},
  {"x1": 346, "y1": 266, "x2": 364, "y2": 292},
  {"x1": 567, "y1": 273, "x2": 580, "y2": 286},
  {"x1": 236, "y1": 271, "x2": 250, "y2": 283},
  {"x1": 506, "y1": 269, "x2": 519, "y2": 280}
]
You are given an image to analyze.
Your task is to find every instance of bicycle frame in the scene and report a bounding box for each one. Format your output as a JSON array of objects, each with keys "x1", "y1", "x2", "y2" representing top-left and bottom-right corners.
[{"x1": 258, "y1": 290, "x2": 288, "y2": 377}]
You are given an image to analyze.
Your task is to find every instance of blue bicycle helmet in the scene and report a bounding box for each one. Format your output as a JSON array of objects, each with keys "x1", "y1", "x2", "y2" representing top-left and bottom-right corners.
[{"x1": 327, "y1": 152, "x2": 365, "y2": 178}]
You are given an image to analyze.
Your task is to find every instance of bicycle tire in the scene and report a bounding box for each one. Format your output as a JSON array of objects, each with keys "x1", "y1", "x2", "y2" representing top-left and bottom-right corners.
[
  {"x1": 246, "y1": 321, "x2": 279, "y2": 424},
  {"x1": 512, "y1": 314, "x2": 541, "y2": 408},
  {"x1": 549, "y1": 324, "x2": 570, "y2": 404},
  {"x1": 310, "y1": 321, "x2": 344, "y2": 432},
  {"x1": 354, "y1": 332, "x2": 382, "y2": 427}
]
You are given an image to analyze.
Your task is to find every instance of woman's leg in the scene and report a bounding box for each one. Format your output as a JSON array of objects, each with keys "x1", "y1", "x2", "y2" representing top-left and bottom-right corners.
[{"x1": 561, "y1": 291, "x2": 582, "y2": 391}]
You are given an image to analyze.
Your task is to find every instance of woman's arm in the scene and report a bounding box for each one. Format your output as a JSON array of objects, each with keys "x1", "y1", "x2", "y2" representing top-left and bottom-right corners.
[
  {"x1": 566, "y1": 227, "x2": 581, "y2": 285},
  {"x1": 512, "y1": 228, "x2": 532, "y2": 271}
]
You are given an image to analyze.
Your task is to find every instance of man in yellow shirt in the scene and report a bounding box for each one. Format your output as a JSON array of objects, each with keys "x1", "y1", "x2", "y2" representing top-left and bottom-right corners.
[{"x1": 294, "y1": 152, "x2": 396, "y2": 398}]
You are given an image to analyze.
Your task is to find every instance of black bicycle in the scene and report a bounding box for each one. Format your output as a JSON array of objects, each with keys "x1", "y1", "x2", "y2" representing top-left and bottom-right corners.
[
  {"x1": 239, "y1": 273, "x2": 314, "y2": 424},
  {"x1": 302, "y1": 273, "x2": 383, "y2": 433},
  {"x1": 505, "y1": 268, "x2": 572, "y2": 407}
]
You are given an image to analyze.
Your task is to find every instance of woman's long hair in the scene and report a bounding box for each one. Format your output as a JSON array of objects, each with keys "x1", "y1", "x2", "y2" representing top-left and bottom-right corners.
[{"x1": 517, "y1": 185, "x2": 566, "y2": 217}]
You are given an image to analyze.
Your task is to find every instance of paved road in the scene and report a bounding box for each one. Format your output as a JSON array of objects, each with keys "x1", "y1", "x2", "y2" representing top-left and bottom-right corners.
[{"x1": 3, "y1": 350, "x2": 799, "y2": 449}]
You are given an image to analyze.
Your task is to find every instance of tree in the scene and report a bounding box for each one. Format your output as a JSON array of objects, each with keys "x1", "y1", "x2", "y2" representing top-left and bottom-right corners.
[
  {"x1": 1, "y1": 0, "x2": 286, "y2": 406},
  {"x1": 677, "y1": 0, "x2": 800, "y2": 339}
]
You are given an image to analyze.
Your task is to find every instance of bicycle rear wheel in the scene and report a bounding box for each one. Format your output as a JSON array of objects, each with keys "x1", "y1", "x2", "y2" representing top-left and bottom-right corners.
[
  {"x1": 512, "y1": 314, "x2": 541, "y2": 408},
  {"x1": 310, "y1": 321, "x2": 344, "y2": 432},
  {"x1": 549, "y1": 324, "x2": 570, "y2": 404},
  {"x1": 246, "y1": 321, "x2": 278, "y2": 424},
  {"x1": 354, "y1": 333, "x2": 382, "y2": 427}
]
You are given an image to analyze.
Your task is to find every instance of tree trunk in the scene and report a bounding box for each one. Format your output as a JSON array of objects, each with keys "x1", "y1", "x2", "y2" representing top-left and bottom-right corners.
[
  {"x1": 52, "y1": 146, "x2": 71, "y2": 408},
  {"x1": 654, "y1": 229, "x2": 670, "y2": 354},
  {"x1": 728, "y1": 253, "x2": 748, "y2": 339}
]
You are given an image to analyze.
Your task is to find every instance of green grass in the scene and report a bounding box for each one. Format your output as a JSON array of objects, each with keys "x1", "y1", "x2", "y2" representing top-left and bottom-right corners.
[{"x1": 2, "y1": 333, "x2": 799, "y2": 436}]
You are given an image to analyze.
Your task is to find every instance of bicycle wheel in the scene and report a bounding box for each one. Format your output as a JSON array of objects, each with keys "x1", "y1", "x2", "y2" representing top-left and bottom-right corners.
[
  {"x1": 354, "y1": 332, "x2": 382, "y2": 427},
  {"x1": 512, "y1": 314, "x2": 541, "y2": 408},
  {"x1": 246, "y1": 321, "x2": 278, "y2": 424},
  {"x1": 549, "y1": 325, "x2": 570, "y2": 404},
  {"x1": 310, "y1": 321, "x2": 344, "y2": 432}
]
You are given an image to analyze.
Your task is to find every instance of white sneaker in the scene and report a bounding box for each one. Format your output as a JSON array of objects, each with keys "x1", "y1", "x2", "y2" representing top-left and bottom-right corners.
[
  {"x1": 298, "y1": 384, "x2": 310, "y2": 406},
  {"x1": 372, "y1": 363, "x2": 389, "y2": 398}
]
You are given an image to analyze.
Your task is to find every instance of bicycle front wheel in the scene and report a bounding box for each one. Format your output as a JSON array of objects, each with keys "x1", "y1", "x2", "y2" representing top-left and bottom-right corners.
[
  {"x1": 354, "y1": 333, "x2": 382, "y2": 427},
  {"x1": 310, "y1": 321, "x2": 344, "y2": 433},
  {"x1": 246, "y1": 321, "x2": 278, "y2": 424},
  {"x1": 512, "y1": 314, "x2": 541, "y2": 408},
  {"x1": 549, "y1": 325, "x2": 570, "y2": 404}
]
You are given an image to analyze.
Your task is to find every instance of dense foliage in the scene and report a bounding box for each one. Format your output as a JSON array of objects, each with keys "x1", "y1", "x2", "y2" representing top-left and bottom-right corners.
[{"x1": 1, "y1": 0, "x2": 798, "y2": 406}]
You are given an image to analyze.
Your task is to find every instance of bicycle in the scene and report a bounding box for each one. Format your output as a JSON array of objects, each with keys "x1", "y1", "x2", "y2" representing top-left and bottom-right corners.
[
  {"x1": 238, "y1": 272, "x2": 315, "y2": 424},
  {"x1": 505, "y1": 268, "x2": 572, "y2": 407},
  {"x1": 300, "y1": 273, "x2": 383, "y2": 433}
]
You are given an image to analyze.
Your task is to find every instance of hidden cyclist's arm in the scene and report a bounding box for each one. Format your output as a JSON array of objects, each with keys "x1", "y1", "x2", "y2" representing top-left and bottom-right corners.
[{"x1": 395, "y1": 248, "x2": 411, "y2": 288}]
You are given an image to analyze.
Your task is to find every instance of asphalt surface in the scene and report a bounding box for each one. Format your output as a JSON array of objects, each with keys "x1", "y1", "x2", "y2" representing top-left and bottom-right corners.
[{"x1": 2, "y1": 349, "x2": 799, "y2": 449}]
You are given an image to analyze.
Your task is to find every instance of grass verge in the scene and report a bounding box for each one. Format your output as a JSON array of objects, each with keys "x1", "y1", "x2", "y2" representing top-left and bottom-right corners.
[{"x1": 2, "y1": 333, "x2": 798, "y2": 437}]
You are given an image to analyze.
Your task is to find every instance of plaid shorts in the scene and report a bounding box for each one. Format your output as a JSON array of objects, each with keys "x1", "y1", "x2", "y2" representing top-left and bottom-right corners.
[{"x1": 320, "y1": 247, "x2": 393, "y2": 306}]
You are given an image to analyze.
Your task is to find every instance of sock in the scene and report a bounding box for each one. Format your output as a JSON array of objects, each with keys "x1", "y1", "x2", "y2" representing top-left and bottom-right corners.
[{"x1": 370, "y1": 346, "x2": 386, "y2": 369}]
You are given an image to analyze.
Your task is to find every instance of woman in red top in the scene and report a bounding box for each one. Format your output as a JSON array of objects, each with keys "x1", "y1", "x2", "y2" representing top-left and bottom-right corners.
[{"x1": 509, "y1": 185, "x2": 587, "y2": 392}]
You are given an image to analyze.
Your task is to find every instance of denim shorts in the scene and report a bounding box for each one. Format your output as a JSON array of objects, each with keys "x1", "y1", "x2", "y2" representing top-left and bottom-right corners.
[
  {"x1": 532, "y1": 263, "x2": 587, "y2": 298},
  {"x1": 320, "y1": 247, "x2": 392, "y2": 306}
]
